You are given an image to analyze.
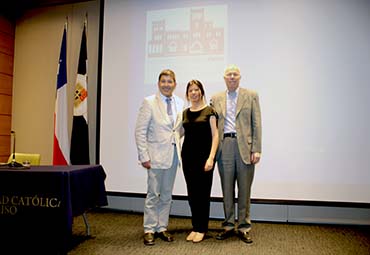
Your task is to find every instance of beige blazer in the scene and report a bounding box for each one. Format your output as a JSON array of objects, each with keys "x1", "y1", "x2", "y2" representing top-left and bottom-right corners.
[
  {"x1": 135, "y1": 93, "x2": 184, "y2": 169},
  {"x1": 211, "y1": 87, "x2": 262, "y2": 164}
]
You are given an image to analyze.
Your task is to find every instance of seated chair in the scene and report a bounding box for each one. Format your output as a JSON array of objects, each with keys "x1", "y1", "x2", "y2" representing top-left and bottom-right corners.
[{"x1": 7, "y1": 153, "x2": 41, "y2": 166}]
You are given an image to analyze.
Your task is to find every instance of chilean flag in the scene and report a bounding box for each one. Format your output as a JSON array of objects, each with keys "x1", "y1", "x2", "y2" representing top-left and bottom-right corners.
[{"x1": 53, "y1": 26, "x2": 70, "y2": 165}]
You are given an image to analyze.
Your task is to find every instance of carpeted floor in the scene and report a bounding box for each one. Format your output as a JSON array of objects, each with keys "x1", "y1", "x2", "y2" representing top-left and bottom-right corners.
[{"x1": 68, "y1": 209, "x2": 370, "y2": 255}]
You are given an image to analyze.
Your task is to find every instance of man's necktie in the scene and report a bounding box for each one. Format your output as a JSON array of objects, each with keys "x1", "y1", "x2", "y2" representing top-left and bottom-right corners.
[
  {"x1": 166, "y1": 97, "x2": 173, "y2": 124},
  {"x1": 166, "y1": 97, "x2": 172, "y2": 116}
]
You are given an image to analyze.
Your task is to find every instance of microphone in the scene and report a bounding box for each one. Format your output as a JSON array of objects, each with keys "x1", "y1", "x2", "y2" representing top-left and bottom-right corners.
[{"x1": 7, "y1": 130, "x2": 23, "y2": 168}]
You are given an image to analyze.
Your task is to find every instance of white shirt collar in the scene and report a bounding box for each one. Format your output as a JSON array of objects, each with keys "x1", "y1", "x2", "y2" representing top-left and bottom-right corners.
[
  {"x1": 227, "y1": 87, "x2": 239, "y2": 97},
  {"x1": 159, "y1": 92, "x2": 173, "y2": 102}
]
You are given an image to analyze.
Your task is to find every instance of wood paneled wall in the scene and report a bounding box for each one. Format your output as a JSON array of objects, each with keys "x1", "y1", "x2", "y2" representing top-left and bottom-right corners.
[{"x1": 0, "y1": 15, "x2": 15, "y2": 163}]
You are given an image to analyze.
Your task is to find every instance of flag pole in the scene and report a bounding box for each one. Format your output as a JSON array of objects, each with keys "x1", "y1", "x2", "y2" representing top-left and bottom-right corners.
[
  {"x1": 85, "y1": 12, "x2": 88, "y2": 29},
  {"x1": 64, "y1": 16, "x2": 68, "y2": 30}
]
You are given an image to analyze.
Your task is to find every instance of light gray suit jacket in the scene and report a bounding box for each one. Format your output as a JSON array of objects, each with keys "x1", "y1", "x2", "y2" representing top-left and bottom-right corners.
[
  {"x1": 135, "y1": 92, "x2": 184, "y2": 169},
  {"x1": 211, "y1": 87, "x2": 262, "y2": 164}
]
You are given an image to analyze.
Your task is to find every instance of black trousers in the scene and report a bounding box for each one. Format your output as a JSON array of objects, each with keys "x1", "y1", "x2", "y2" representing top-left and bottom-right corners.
[{"x1": 183, "y1": 163, "x2": 214, "y2": 233}]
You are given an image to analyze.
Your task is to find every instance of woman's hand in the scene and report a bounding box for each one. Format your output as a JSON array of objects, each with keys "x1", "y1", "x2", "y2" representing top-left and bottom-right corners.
[{"x1": 204, "y1": 158, "x2": 214, "y2": 171}]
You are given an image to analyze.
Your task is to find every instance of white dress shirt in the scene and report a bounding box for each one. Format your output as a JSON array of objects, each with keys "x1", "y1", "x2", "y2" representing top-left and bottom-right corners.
[{"x1": 224, "y1": 88, "x2": 239, "y2": 134}]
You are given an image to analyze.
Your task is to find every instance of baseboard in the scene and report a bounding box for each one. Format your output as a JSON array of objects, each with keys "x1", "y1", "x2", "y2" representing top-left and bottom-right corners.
[{"x1": 103, "y1": 193, "x2": 370, "y2": 225}]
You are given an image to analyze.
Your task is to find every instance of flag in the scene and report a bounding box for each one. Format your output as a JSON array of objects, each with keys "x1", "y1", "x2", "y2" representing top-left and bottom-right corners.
[
  {"x1": 70, "y1": 23, "x2": 90, "y2": 165},
  {"x1": 53, "y1": 26, "x2": 70, "y2": 165}
]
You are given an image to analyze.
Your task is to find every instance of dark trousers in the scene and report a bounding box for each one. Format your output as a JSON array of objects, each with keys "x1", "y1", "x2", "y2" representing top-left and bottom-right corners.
[{"x1": 183, "y1": 164, "x2": 214, "y2": 233}]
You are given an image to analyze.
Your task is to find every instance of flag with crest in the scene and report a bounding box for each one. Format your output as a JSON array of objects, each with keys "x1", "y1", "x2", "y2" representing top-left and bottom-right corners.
[{"x1": 70, "y1": 22, "x2": 90, "y2": 164}]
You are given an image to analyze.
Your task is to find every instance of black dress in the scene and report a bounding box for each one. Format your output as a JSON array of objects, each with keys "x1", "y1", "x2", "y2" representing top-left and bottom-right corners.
[{"x1": 181, "y1": 105, "x2": 218, "y2": 233}]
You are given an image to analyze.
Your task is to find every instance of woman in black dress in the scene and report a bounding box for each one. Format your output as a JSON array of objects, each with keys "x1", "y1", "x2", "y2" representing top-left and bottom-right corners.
[{"x1": 181, "y1": 80, "x2": 219, "y2": 243}]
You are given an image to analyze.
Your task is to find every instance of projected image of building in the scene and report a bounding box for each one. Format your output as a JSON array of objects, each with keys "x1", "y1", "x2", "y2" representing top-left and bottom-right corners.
[{"x1": 148, "y1": 8, "x2": 224, "y2": 57}]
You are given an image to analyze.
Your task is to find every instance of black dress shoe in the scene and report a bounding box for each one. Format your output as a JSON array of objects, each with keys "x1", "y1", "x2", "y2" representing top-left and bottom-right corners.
[
  {"x1": 143, "y1": 233, "x2": 155, "y2": 245},
  {"x1": 238, "y1": 231, "x2": 253, "y2": 244},
  {"x1": 216, "y1": 229, "x2": 234, "y2": 240},
  {"x1": 156, "y1": 231, "x2": 174, "y2": 242}
]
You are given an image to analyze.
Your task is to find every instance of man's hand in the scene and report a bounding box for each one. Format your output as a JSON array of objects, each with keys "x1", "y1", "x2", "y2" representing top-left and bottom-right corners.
[
  {"x1": 251, "y1": 152, "x2": 261, "y2": 164},
  {"x1": 142, "y1": 161, "x2": 151, "y2": 169}
]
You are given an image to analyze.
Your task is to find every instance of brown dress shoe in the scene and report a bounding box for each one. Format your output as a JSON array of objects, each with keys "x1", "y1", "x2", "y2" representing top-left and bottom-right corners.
[
  {"x1": 143, "y1": 233, "x2": 155, "y2": 245},
  {"x1": 216, "y1": 229, "x2": 234, "y2": 240},
  {"x1": 238, "y1": 231, "x2": 253, "y2": 244},
  {"x1": 156, "y1": 231, "x2": 174, "y2": 242}
]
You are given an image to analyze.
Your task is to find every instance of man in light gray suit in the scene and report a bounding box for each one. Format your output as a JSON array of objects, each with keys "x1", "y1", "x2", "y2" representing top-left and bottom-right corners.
[
  {"x1": 135, "y1": 69, "x2": 184, "y2": 245},
  {"x1": 211, "y1": 64, "x2": 262, "y2": 244}
]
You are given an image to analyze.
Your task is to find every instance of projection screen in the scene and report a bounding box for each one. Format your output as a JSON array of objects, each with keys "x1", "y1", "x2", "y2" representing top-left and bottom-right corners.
[{"x1": 100, "y1": 0, "x2": 370, "y2": 203}]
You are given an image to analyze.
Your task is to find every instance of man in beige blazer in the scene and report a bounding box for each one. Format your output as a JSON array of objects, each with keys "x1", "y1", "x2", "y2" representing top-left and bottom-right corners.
[
  {"x1": 211, "y1": 64, "x2": 262, "y2": 244},
  {"x1": 135, "y1": 69, "x2": 184, "y2": 245}
]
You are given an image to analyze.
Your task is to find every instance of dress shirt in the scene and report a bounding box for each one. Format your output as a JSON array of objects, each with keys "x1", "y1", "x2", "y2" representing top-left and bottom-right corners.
[{"x1": 224, "y1": 88, "x2": 239, "y2": 134}]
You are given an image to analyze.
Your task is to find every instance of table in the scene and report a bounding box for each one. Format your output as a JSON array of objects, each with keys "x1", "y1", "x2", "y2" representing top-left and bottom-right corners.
[{"x1": 0, "y1": 165, "x2": 108, "y2": 254}]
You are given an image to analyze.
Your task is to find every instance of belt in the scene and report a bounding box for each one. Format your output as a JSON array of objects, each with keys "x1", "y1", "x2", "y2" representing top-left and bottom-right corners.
[{"x1": 224, "y1": 133, "x2": 237, "y2": 138}]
